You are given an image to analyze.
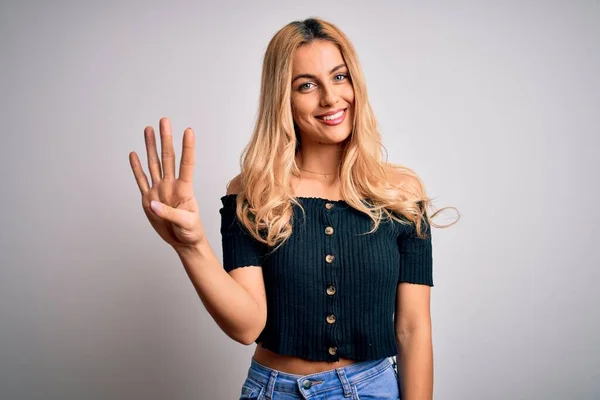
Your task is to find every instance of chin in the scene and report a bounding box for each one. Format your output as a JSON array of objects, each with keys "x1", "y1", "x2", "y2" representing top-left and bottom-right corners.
[
  {"x1": 329, "y1": 123, "x2": 353, "y2": 142},
  {"x1": 323, "y1": 130, "x2": 352, "y2": 145}
]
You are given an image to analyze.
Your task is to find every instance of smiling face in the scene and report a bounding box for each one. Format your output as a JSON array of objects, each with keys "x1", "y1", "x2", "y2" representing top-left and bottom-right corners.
[{"x1": 291, "y1": 40, "x2": 355, "y2": 146}]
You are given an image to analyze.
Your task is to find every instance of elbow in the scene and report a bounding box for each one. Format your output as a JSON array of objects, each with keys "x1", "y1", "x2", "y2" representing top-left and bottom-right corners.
[
  {"x1": 234, "y1": 316, "x2": 267, "y2": 346},
  {"x1": 236, "y1": 335, "x2": 257, "y2": 346},
  {"x1": 236, "y1": 328, "x2": 262, "y2": 346},
  {"x1": 396, "y1": 329, "x2": 413, "y2": 344},
  {"x1": 229, "y1": 330, "x2": 258, "y2": 346},
  {"x1": 395, "y1": 324, "x2": 431, "y2": 343}
]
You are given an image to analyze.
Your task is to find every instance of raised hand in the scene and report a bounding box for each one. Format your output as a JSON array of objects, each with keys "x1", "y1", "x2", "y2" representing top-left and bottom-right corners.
[{"x1": 129, "y1": 117, "x2": 205, "y2": 251}]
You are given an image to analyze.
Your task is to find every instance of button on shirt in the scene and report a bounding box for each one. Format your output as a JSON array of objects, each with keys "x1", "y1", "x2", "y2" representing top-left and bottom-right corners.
[{"x1": 220, "y1": 194, "x2": 433, "y2": 362}]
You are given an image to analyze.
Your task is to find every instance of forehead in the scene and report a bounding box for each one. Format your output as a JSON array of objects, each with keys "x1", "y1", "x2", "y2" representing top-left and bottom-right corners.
[{"x1": 292, "y1": 40, "x2": 345, "y2": 74}]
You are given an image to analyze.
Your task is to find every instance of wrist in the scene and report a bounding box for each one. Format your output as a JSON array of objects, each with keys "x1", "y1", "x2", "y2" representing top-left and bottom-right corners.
[{"x1": 174, "y1": 238, "x2": 211, "y2": 258}]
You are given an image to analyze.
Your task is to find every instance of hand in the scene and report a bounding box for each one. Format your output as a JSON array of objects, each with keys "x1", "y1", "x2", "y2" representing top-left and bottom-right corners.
[{"x1": 129, "y1": 117, "x2": 205, "y2": 251}]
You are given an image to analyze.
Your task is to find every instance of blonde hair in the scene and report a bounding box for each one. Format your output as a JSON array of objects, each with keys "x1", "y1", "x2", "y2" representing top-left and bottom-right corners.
[{"x1": 229, "y1": 17, "x2": 458, "y2": 248}]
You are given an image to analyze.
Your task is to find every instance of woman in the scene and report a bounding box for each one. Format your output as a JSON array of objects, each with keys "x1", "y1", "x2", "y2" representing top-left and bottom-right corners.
[{"x1": 129, "y1": 17, "x2": 453, "y2": 400}]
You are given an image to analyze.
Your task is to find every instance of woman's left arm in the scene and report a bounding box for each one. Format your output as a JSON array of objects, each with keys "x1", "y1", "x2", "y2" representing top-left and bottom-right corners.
[{"x1": 395, "y1": 283, "x2": 433, "y2": 400}]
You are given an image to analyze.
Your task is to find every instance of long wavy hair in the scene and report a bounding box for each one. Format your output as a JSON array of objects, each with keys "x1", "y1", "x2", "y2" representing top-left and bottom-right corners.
[{"x1": 229, "y1": 17, "x2": 458, "y2": 248}]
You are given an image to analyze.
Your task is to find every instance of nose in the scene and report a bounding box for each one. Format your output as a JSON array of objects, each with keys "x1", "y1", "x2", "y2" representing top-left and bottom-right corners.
[{"x1": 320, "y1": 83, "x2": 340, "y2": 107}]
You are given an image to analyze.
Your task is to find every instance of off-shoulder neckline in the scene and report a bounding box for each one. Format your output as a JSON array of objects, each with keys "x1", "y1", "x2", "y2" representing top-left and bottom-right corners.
[{"x1": 221, "y1": 193, "x2": 348, "y2": 204}]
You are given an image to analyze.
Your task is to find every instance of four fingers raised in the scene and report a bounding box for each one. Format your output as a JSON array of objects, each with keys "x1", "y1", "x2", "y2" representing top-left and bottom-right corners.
[{"x1": 131, "y1": 118, "x2": 196, "y2": 193}]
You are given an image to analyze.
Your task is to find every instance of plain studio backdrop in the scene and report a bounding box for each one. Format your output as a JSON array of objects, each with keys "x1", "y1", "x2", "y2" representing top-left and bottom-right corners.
[{"x1": 1, "y1": 1, "x2": 598, "y2": 399}]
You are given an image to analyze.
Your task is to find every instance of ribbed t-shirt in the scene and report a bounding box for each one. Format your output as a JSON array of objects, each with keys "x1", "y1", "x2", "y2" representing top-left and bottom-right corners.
[{"x1": 219, "y1": 194, "x2": 433, "y2": 362}]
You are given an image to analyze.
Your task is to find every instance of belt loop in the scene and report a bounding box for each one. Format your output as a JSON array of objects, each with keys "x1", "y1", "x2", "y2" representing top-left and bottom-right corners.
[
  {"x1": 264, "y1": 370, "x2": 278, "y2": 399},
  {"x1": 336, "y1": 368, "x2": 353, "y2": 397}
]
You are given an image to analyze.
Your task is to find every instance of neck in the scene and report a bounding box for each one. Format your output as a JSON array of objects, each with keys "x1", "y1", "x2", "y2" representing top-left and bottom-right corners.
[{"x1": 295, "y1": 142, "x2": 345, "y2": 179}]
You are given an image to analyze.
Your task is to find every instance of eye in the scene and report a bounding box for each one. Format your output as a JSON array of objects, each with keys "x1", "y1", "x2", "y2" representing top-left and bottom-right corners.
[
  {"x1": 298, "y1": 82, "x2": 315, "y2": 91},
  {"x1": 334, "y1": 73, "x2": 348, "y2": 82}
]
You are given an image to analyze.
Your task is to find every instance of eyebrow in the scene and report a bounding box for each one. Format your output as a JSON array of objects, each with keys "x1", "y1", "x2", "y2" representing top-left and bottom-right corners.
[{"x1": 291, "y1": 63, "x2": 348, "y2": 84}]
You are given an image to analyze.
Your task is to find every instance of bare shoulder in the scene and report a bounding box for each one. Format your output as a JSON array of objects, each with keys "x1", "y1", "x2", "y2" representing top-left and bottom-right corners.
[{"x1": 226, "y1": 174, "x2": 243, "y2": 195}]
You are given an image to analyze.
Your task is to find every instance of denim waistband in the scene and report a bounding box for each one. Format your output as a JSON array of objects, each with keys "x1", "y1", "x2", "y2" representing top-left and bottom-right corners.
[{"x1": 247, "y1": 357, "x2": 394, "y2": 397}]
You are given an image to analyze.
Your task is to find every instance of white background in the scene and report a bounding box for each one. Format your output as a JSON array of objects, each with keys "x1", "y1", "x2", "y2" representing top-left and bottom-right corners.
[{"x1": 1, "y1": 0, "x2": 598, "y2": 398}]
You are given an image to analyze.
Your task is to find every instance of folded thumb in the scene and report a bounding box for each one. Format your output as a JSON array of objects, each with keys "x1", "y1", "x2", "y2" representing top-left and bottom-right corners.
[
  {"x1": 150, "y1": 200, "x2": 191, "y2": 229},
  {"x1": 150, "y1": 200, "x2": 163, "y2": 215},
  {"x1": 150, "y1": 200, "x2": 177, "y2": 222}
]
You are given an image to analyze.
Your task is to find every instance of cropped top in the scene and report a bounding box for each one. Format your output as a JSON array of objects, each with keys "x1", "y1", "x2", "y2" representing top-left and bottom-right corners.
[{"x1": 219, "y1": 194, "x2": 433, "y2": 362}]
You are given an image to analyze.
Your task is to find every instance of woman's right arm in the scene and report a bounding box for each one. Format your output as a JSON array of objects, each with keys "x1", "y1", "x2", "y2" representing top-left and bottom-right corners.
[
  {"x1": 175, "y1": 238, "x2": 267, "y2": 345},
  {"x1": 128, "y1": 117, "x2": 266, "y2": 345}
]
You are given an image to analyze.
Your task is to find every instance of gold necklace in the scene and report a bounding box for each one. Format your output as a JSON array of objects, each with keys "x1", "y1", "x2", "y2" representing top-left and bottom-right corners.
[{"x1": 298, "y1": 167, "x2": 337, "y2": 178}]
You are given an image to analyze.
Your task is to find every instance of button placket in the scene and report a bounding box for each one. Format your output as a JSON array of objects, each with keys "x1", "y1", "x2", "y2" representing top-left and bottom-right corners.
[{"x1": 323, "y1": 201, "x2": 339, "y2": 360}]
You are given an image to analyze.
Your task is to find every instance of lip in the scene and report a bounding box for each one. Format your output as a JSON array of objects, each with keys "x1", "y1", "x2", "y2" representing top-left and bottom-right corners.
[
  {"x1": 315, "y1": 108, "x2": 346, "y2": 118},
  {"x1": 315, "y1": 108, "x2": 347, "y2": 126}
]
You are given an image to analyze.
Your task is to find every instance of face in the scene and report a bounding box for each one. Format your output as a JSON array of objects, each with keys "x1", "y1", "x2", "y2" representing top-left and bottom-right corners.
[{"x1": 290, "y1": 40, "x2": 355, "y2": 146}]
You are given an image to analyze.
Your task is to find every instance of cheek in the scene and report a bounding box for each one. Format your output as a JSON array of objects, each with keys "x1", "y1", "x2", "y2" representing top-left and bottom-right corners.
[
  {"x1": 291, "y1": 97, "x2": 315, "y2": 122},
  {"x1": 344, "y1": 85, "x2": 355, "y2": 105}
]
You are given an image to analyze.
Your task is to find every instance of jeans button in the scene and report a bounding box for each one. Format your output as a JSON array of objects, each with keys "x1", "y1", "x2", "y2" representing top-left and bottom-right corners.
[{"x1": 302, "y1": 379, "x2": 312, "y2": 389}]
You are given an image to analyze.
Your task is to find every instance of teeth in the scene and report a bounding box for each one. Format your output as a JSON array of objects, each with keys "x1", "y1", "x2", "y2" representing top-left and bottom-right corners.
[{"x1": 322, "y1": 110, "x2": 344, "y2": 121}]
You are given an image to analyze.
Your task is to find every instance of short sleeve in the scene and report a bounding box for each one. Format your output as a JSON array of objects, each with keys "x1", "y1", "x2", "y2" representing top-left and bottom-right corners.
[
  {"x1": 397, "y1": 214, "x2": 434, "y2": 286},
  {"x1": 219, "y1": 195, "x2": 265, "y2": 272}
]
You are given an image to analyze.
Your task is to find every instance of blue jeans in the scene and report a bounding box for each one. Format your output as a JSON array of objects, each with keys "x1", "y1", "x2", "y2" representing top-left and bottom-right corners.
[{"x1": 239, "y1": 356, "x2": 401, "y2": 399}]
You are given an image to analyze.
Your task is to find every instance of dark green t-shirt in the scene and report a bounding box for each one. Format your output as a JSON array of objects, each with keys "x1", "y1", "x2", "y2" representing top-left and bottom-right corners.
[{"x1": 220, "y1": 194, "x2": 433, "y2": 362}]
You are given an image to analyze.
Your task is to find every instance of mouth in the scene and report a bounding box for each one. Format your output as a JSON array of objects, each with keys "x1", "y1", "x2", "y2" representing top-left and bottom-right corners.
[{"x1": 315, "y1": 108, "x2": 348, "y2": 126}]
